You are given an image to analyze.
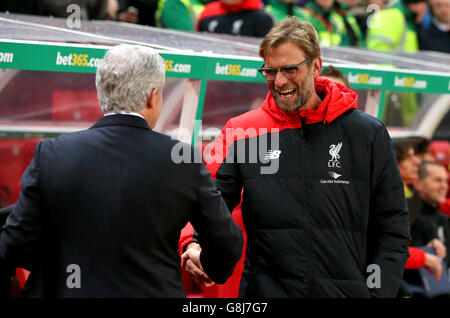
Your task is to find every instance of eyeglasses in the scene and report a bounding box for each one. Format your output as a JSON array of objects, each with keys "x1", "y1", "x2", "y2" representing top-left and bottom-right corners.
[{"x1": 258, "y1": 58, "x2": 310, "y2": 80}]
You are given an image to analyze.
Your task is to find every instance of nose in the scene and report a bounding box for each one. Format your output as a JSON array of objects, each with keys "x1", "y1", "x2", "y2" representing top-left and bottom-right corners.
[{"x1": 274, "y1": 69, "x2": 289, "y2": 87}]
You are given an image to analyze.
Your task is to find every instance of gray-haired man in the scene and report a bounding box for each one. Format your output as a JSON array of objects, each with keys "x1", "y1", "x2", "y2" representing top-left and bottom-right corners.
[{"x1": 0, "y1": 44, "x2": 243, "y2": 297}]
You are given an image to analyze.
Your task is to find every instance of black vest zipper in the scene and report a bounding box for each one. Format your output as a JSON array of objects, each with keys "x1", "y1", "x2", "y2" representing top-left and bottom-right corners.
[{"x1": 300, "y1": 116, "x2": 306, "y2": 136}]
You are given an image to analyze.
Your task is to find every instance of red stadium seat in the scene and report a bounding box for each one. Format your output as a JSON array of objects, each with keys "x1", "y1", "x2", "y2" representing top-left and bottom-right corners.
[
  {"x1": 430, "y1": 141, "x2": 450, "y2": 170},
  {"x1": 0, "y1": 139, "x2": 42, "y2": 204},
  {"x1": 51, "y1": 90, "x2": 102, "y2": 122}
]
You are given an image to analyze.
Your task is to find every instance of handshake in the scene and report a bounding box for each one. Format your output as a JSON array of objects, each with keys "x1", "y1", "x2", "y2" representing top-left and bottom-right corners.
[{"x1": 181, "y1": 242, "x2": 215, "y2": 287}]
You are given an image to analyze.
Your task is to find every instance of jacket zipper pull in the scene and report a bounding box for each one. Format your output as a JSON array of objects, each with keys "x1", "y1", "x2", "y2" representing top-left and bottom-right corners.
[{"x1": 300, "y1": 116, "x2": 306, "y2": 136}]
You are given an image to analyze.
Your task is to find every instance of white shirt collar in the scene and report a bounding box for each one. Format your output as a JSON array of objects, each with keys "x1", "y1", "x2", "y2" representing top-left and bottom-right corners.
[
  {"x1": 104, "y1": 111, "x2": 145, "y2": 120},
  {"x1": 432, "y1": 17, "x2": 450, "y2": 32}
]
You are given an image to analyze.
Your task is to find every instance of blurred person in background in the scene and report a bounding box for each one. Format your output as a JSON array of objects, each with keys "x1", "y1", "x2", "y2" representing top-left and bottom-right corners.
[
  {"x1": 367, "y1": 0, "x2": 428, "y2": 52},
  {"x1": 155, "y1": 0, "x2": 207, "y2": 31},
  {"x1": 0, "y1": 0, "x2": 45, "y2": 15},
  {"x1": 319, "y1": 64, "x2": 351, "y2": 87},
  {"x1": 303, "y1": 0, "x2": 365, "y2": 46},
  {"x1": 413, "y1": 137, "x2": 436, "y2": 162},
  {"x1": 400, "y1": 243, "x2": 444, "y2": 297},
  {"x1": 404, "y1": 245, "x2": 444, "y2": 281},
  {"x1": 303, "y1": 0, "x2": 345, "y2": 46},
  {"x1": 410, "y1": 161, "x2": 450, "y2": 261},
  {"x1": 393, "y1": 139, "x2": 446, "y2": 297},
  {"x1": 196, "y1": 0, "x2": 274, "y2": 36},
  {"x1": 264, "y1": 0, "x2": 309, "y2": 22},
  {"x1": 333, "y1": 0, "x2": 366, "y2": 46},
  {"x1": 367, "y1": 0, "x2": 426, "y2": 147},
  {"x1": 117, "y1": 0, "x2": 160, "y2": 26},
  {"x1": 368, "y1": 0, "x2": 387, "y2": 10},
  {"x1": 428, "y1": 141, "x2": 450, "y2": 217},
  {"x1": 402, "y1": 161, "x2": 450, "y2": 297},
  {"x1": 418, "y1": 0, "x2": 450, "y2": 53},
  {"x1": 356, "y1": 0, "x2": 388, "y2": 37},
  {"x1": 394, "y1": 137, "x2": 421, "y2": 199}
]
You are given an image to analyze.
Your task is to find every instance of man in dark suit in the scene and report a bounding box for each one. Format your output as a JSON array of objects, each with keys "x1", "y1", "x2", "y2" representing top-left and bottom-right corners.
[{"x1": 0, "y1": 44, "x2": 243, "y2": 297}]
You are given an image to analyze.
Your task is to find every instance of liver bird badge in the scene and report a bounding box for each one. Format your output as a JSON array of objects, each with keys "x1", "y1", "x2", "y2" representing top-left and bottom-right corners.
[{"x1": 329, "y1": 142, "x2": 342, "y2": 161}]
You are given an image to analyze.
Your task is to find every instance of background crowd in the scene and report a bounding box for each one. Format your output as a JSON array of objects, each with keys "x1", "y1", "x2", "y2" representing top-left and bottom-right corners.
[
  {"x1": 393, "y1": 136, "x2": 450, "y2": 297},
  {"x1": 0, "y1": 0, "x2": 449, "y2": 53}
]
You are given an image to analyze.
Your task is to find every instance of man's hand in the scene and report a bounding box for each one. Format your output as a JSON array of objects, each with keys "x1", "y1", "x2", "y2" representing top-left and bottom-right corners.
[
  {"x1": 181, "y1": 243, "x2": 214, "y2": 287},
  {"x1": 427, "y1": 238, "x2": 447, "y2": 259},
  {"x1": 424, "y1": 252, "x2": 443, "y2": 280},
  {"x1": 118, "y1": 7, "x2": 139, "y2": 24}
]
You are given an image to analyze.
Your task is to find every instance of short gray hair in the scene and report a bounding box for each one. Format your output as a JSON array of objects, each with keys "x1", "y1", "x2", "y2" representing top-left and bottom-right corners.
[{"x1": 96, "y1": 44, "x2": 165, "y2": 113}]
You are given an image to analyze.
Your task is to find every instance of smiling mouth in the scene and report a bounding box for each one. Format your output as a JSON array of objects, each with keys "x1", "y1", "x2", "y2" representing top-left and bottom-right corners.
[{"x1": 277, "y1": 88, "x2": 296, "y2": 98}]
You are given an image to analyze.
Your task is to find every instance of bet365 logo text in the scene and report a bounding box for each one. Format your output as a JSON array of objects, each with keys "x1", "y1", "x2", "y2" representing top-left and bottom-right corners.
[{"x1": 56, "y1": 52, "x2": 102, "y2": 68}]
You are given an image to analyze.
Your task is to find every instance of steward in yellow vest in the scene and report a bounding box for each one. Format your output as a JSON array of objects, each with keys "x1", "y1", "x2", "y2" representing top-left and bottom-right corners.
[
  {"x1": 367, "y1": 0, "x2": 428, "y2": 52},
  {"x1": 303, "y1": 0, "x2": 364, "y2": 46},
  {"x1": 367, "y1": 0, "x2": 428, "y2": 128},
  {"x1": 333, "y1": 0, "x2": 366, "y2": 47}
]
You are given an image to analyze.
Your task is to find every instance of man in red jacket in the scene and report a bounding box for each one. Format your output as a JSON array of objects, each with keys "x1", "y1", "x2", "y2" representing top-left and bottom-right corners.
[
  {"x1": 196, "y1": 0, "x2": 274, "y2": 36},
  {"x1": 182, "y1": 17, "x2": 410, "y2": 298}
]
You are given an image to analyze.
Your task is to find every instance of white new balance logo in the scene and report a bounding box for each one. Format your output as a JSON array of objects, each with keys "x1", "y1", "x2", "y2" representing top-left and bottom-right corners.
[{"x1": 264, "y1": 150, "x2": 281, "y2": 160}]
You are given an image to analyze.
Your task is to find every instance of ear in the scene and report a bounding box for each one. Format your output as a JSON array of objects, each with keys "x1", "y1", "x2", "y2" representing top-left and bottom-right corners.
[
  {"x1": 312, "y1": 57, "x2": 323, "y2": 78},
  {"x1": 146, "y1": 88, "x2": 158, "y2": 110}
]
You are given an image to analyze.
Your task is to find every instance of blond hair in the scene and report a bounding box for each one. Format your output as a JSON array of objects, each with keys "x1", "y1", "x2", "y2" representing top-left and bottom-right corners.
[{"x1": 259, "y1": 17, "x2": 321, "y2": 62}]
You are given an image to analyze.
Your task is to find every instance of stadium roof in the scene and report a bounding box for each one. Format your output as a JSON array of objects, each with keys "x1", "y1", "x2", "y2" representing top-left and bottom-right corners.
[{"x1": 1, "y1": 12, "x2": 450, "y2": 73}]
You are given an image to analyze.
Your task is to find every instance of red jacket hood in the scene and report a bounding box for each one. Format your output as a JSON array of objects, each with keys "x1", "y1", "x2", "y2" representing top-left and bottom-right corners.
[
  {"x1": 200, "y1": 0, "x2": 262, "y2": 19},
  {"x1": 261, "y1": 77, "x2": 358, "y2": 125}
]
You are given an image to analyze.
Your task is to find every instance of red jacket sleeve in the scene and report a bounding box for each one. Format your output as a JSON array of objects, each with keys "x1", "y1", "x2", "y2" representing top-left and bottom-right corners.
[
  {"x1": 178, "y1": 222, "x2": 195, "y2": 256},
  {"x1": 405, "y1": 246, "x2": 426, "y2": 269}
]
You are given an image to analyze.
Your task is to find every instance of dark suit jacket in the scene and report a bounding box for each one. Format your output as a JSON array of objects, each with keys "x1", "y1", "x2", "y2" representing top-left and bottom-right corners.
[
  {"x1": 0, "y1": 205, "x2": 13, "y2": 226},
  {"x1": 0, "y1": 205, "x2": 14, "y2": 298},
  {"x1": 0, "y1": 114, "x2": 243, "y2": 297}
]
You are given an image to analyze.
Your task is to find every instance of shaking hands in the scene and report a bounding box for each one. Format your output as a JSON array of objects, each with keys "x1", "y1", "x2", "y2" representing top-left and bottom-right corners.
[{"x1": 181, "y1": 243, "x2": 215, "y2": 287}]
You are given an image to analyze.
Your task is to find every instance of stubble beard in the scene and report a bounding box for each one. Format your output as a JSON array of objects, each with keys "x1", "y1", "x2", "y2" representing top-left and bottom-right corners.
[{"x1": 273, "y1": 76, "x2": 315, "y2": 113}]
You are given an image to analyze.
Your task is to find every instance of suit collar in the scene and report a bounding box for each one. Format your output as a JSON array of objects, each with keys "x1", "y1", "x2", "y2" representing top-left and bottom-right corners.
[{"x1": 90, "y1": 114, "x2": 151, "y2": 130}]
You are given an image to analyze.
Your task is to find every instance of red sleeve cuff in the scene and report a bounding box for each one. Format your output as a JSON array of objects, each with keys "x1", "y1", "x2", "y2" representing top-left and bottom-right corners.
[
  {"x1": 178, "y1": 222, "x2": 195, "y2": 256},
  {"x1": 405, "y1": 246, "x2": 426, "y2": 269}
]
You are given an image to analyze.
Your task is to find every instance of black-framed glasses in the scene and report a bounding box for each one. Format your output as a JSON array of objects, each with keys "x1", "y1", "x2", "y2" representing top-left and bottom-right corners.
[{"x1": 258, "y1": 58, "x2": 310, "y2": 80}]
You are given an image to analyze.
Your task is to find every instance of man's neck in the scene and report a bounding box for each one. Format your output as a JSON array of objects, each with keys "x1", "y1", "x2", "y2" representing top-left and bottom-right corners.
[
  {"x1": 104, "y1": 111, "x2": 145, "y2": 119},
  {"x1": 301, "y1": 93, "x2": 323, "y2": 111},
  {"x1": 418, "y1": 194, "x2": 440, "y2": 210}
]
